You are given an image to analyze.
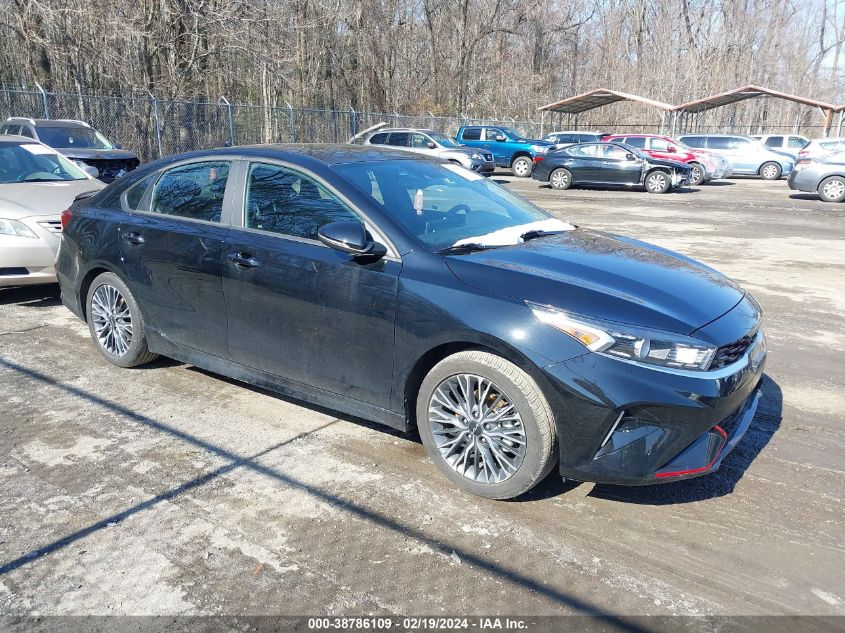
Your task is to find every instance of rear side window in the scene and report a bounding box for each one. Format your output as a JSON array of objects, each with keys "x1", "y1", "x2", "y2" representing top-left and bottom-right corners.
[
  {"x1": 368, "y1": 132, "x2": 388, "y2": 144},
  {"x1": 681, "y1": 136, "x2": 705, "y2": 148},
  {"x1": 623, "y1": 137, "x2": 646, "y2": 149},
  {"x1": 244, "y1": 162, "x2": 360, "y2": 240},
  {"x1": 151, "y1": 161, "x2": 230, "y2": 223},
  {"x1": 124, "y1": 173, "x2": 156, "y2": 210},
  {"x1": 461, "y1": 127, "x2": 481, "y2": 141},
  {"x1": 386, "y1": 132, "x2": 410, "y2": 147},
  {"x1": 19, "y1": 126, "x2": 35, "y2": 138},
  {"x1": 1, "y1": 124, "x2": 21, "y2": 135},
  {"x1": 764, "y1": 136, "x2": 783, "y2": 148},
  {"x1": 788, "y1": 136, "x2": 808, "y2": 148}
]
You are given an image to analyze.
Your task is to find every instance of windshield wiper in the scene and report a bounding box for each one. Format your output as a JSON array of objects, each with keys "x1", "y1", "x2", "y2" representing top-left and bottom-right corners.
[
  {"x1": 20, "y1": 178, "x2": 69, "y2": 183},
  {"x1": 520, "y1": 229, "x2": 566, "y2": 242},
  {"x1": 437, "y1": 243, "x2": 499, "y2": 255}
]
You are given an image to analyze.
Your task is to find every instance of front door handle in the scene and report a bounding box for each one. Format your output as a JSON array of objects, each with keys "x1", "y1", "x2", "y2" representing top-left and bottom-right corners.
[
  {"x1": 122, "y1": 231, "x2": 144, "y2": 245},
  {"x1": 227, "y1": 252, "x2": 261, "y2": 269}
]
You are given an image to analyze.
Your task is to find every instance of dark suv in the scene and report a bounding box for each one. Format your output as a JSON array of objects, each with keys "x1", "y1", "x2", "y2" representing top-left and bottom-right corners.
[{"x1": 0, "y1": 118, "x2": 139, "y2": 182}]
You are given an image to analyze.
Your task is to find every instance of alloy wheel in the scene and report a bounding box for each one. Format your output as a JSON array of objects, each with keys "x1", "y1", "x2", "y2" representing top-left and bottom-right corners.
[
  {"x1": 762, "y1": 164, "x2": 779, "y2": 179},
  {"x1": 822, "y1": 179, "x2": 845, "y2": 201},
  {"x1": 647, "y1": 172, "x2": 667, "y2": 192},
  {"x1": 551, "y1": 170, "x2": 570, "y2": 189},
  {"x1": 427, "y1": 374, "x2": 526, "y2": 484},
  {"x1": 90, "y1": 284, "x2": 133, "y2": 356}
]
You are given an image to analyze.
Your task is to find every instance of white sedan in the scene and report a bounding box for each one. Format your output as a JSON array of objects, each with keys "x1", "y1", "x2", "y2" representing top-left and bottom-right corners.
[{"x1": 0, "y1": 135, "x2": 104, "y2": 287}]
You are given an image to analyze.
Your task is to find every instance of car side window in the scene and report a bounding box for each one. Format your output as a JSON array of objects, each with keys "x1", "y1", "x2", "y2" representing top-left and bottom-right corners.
[
  {"x1": 151, "y1": 161, "x2": 230, "y2": 223},
  {"x1": 649, "y1": 138, "x2": 670, "y2": 151},
  {"x1": 124, "y1": 173, "x2": 157, "y2": 210},
  {"x1": 706, "y1": 137, "x2": 733, "y2": 150},
  {"x1": 2, "y1": 124, "x2": 21, "y2": 135},
  {"x1": 681, "y1": 136, "x2": 705, "y2": 148},
  {"x1": 368, "y1": 132, "x2": 388, "y2": 145},
  {"x1": 461, "y1": 127, "x2": 481, "y2": 141},
  {"x1": 484, "y1": 128, "x2": 505, "y2": 141},
  {"x1": 624, "y1": 137, "x2": 646, "y2": 149},
  {"x1": 788, "y1": 136, "x2": 807, "y2": 148},
  {"x1": 411, "y1": 133, "x2": 431, "y2": 148},
  {"x1": 569, "y1": 144, "x2": 602, "y2": 157},
  {"x1": 244, "y1": 162, "x2": 361, "y2": 240},
  {"x1": 18, "y1": 126, "x2": 35, "y2": 138},
  {"x1": 386, "y1": 132, "x2": 410, "y2": 147},
  {"x1": 764, "y1": 136, "x2": 783, "y2": 148}
]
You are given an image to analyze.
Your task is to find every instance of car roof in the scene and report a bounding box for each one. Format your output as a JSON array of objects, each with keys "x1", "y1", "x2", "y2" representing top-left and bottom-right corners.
[
  {"x1": 367, "y1": 128, "x2": 437, "y2": 134},
  {"x1": 0, "y1": 134, "x2": 41, "y2": 144},
  {"x1": 678, "y1": 133, "x2": 747, "y2": 138},
  {"x1": 546, "y1": 130, "x2": 601, "y2": 134},
  {"x1": 137, "y1": 144, "x2": 422, "y2": 172},
  {"x1": 5, "y1": 117, "x2": 91, "y2": 128}
]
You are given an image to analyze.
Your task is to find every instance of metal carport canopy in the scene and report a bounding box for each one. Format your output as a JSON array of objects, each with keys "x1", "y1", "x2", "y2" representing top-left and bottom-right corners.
[
  {"x1": 539, "y1": 88, "x2": 675, "y2": 114},
  {"x1": 673, "y1": 84, "x2": 836, "y2": 114}
]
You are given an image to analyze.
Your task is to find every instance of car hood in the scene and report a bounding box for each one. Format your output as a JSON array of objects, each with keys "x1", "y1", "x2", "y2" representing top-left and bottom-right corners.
[
  {"x1": 444, "y1": 228, "x2": 745, "y2": 335},
  {"x1": 0, "y1": 180, "x2": 105, "y2": 219},
  {"x1": 52, "y1": 147, "x2": 138, "y2": 161}
]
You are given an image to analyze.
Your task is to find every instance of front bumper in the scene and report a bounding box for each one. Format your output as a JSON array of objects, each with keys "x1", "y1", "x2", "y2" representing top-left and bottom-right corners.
[
  {"x1": 538, "y1": 330, "x2": 766, "y2": 486},
  {"x1": 0, "y1": 216, "x2": 61, "y2": 287}
]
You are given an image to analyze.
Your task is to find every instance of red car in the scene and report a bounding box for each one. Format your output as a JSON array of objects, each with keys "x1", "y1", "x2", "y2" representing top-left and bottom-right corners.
[{"x1": 604, "y1": 134, "x2": 714, "y2": 186}]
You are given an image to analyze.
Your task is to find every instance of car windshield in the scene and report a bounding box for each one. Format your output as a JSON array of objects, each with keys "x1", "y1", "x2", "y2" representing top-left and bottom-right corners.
[
  {"x1": 429, "y1": 132, "x2": 460, "y2": 148},
  {"x1": 0, "y1": 142, "x2": 89, "y2": 183},
  {"x1": 334, "y1": 160, "x2": 573, "y2": 251},
  {"x1": 36, "y1": 126, "x2": 114, "y2": 150}
]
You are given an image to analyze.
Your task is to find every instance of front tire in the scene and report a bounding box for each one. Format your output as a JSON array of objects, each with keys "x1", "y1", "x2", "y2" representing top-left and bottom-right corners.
[
  {"x1": 417, "y1": 351, "x2": 557, "y2": 500},
  {"x1": 688, "y1": 162, "x2": 705, "y2": 186},
  {"x1": 511, "y1": 155, "x2": 533, "y2": 178},
  {"x1": 818, "y1": 176, "x2": 845, "y2": 202},
  {"x1": 550, "y1": 167, "x2": 573, "y2": 190},
  {"x1": 645, "y1": 170, "x2": 671, "y2": 194},
  {"x1": 86, "y1": 272, "x2": 158, "y2": 368},
  {"x1": 759, "y1": 161, "x2": 782, "y2": 180}
]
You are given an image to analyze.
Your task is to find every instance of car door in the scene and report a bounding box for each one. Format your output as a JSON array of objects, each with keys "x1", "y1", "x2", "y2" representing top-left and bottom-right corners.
[
  {"x1": 483, "y1": 127, "x2": 509, "y2": 166},
  {"x1": 119, "y1": 159, "x2": 233, "y2": 357},
  {"x1": 707, "y1": 137, "x2": 754, "y2": 173},
  {"x1": 221, "y1": 160, "x2": 400, "y2": 409},
  {"x1": 566, "y1": 144, "x2": 606, "y2": 182},
  {"x1": 597, "y1": 144, "x2": 643, "y2": 184}
]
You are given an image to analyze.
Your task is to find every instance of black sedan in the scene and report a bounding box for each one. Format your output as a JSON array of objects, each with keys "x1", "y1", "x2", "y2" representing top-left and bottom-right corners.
[
  {"x1": 533, "y1": 141, "x2": 692, "y2": 193},
  {"x1": 57, "y1": 145, "x2": 765, "y2": 499}
]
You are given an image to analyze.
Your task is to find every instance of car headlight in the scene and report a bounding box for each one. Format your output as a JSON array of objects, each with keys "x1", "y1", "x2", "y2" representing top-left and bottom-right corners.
[
  {"x1": 527, "y1": 302, "x2": 717, "y2": 371},
  {"x1": 530, "y1": 145, "x2": 549, "y2": 154},
  {"x1": 0, "y1": 218, "x2": 38, "y2": 238},
  {"x1": 470, "y1": 153, "x2": 484, "y2": 160}
]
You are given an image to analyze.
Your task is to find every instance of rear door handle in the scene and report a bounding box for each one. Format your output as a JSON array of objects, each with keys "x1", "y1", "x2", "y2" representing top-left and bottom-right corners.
[
  {"x1": 122, "y1": 231, "x2": 144, "y2": 245},
  {"x1": 227, "y1": 252, "x2": 261, "y2": 268}
]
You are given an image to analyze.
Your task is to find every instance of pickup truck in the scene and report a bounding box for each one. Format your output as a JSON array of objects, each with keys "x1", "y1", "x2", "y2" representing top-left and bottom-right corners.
[{"x1": 455, "y1": 125, "x2": 552, "y2": 177}]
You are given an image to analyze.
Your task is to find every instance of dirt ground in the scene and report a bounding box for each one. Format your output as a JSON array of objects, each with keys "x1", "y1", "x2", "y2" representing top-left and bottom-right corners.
[{"x1": 0, "y1": 175, "x2": 843, "y2": 620}]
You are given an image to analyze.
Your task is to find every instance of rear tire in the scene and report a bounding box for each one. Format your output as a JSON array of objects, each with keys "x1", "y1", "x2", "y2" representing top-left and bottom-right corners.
[
  {"x1": 759, "y1": 161, "x2": 782, "y2": 180},
  {"x1": 86, "y1": 272, "x2": 158, "y2": 368},
  {"x1": 511, "y1": 155, "x2": 533, "y2": 178},
  {"x1": 688, "y1": 162, "x2": 705, "y2": 186},
  {"x1": 645, "y1": 170, "x2": 671, "y2": 194},
  {"x1": 549, "y1": 168, "x2": 573, "y2": 190},
  {"x1": 818, "y1": 176, "x2": 845, "y2": 203},
  {"x1": 416, "y1": 351, "x2": 557, "y2": 500}
]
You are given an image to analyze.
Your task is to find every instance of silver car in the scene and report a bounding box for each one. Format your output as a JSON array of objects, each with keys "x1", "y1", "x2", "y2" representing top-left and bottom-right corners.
[
  {"x1": 750, "y1": 134, "x2": 809, "y2": 158},
  {"x1": 797, "y1": 137, "x2": 845, "y2": 161},
  {"x1": 678, "y1": 133, "x2": 795, "y2": 180},
  {"x1": 787, "y1": 151, "x2": 845, "y2": 202},
  {"x1": 352, "y1": 125, "x2": 495, "y2": 175},
  {"x1": 0, "y1": 135, "x2": 104, "y2": 287}
]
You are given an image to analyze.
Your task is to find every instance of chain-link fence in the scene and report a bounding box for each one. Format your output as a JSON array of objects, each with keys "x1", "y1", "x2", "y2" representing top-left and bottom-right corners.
[{"x1": 1, "y1": 86, "x2": 834, "y2": 164}]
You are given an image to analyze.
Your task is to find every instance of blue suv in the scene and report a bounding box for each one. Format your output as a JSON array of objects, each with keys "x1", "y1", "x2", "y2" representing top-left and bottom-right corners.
[{"x1": 456, "y1": 125, "x2": 552, "y2": 177}]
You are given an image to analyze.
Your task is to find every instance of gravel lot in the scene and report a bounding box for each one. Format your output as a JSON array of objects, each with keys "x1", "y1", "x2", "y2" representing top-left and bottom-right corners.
[{"x1": 1, "y1": 175, "x2": 843, "y2": 619}]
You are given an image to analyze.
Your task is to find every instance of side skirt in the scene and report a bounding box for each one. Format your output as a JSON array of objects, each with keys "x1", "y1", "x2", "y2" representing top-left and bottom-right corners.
[{"x1": 146, "y1": 329, "x2": 409, "y2": 432}]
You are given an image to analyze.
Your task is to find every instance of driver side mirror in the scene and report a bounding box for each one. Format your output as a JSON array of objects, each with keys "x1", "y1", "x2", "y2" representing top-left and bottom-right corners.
[
  {"x1": 665, "y1": 146, "x2": 676, "y2": 153},
  {"x1": 318, "y1": 221, "x2": 376, "y2": 256},
  {"x1": 625, "y1": 153, "x2": 637, "y2": 161},
  {"x1": 426, "y1": 141, "x2": 436, "y2": 149},
  {"x1": 494, "y1": 135, "x2": 506, "y2": 142}
]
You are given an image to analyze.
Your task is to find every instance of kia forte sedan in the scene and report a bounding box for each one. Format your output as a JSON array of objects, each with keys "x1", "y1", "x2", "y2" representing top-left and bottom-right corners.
[{"x1": 57, "y1": 145, "x2": 766, "y2": 499}]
